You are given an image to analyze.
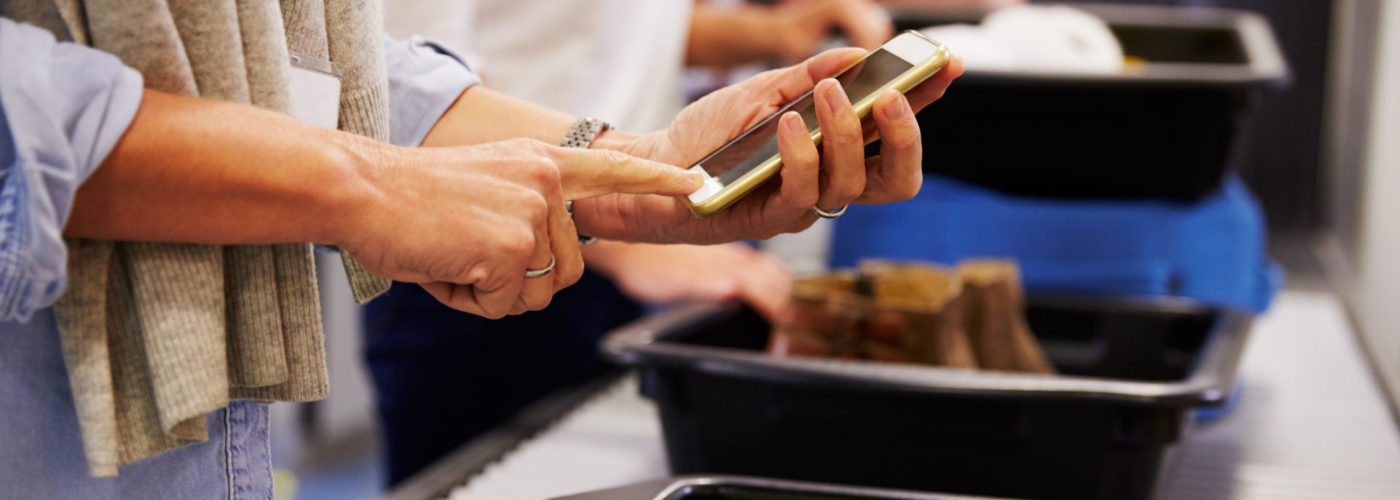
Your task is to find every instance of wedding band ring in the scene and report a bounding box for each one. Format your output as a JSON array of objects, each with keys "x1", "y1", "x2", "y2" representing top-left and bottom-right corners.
[
  {"x1": 524, "y1": 255, "x2": 556, "y2": 278},
  {"x1": 812, "y1": 204, "x2": 848, "y2": 219}
]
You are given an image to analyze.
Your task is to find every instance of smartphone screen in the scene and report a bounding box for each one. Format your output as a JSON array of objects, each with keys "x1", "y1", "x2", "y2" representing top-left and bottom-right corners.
[{"x1": 692, "y1": 49, "x2": 918, "y2": 187}]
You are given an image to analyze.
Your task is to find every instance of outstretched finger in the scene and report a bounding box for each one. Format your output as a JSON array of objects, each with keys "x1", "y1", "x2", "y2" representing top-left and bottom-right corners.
[{"x1": 551, "y1": 147, "x2": 703, "y2": 199}]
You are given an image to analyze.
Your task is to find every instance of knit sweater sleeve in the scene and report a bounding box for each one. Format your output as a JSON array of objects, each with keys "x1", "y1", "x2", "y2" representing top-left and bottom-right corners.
[
  {"x1": 384, "y1": 34, "x2": 482, "y2": 147},
  {"x1": 0, "y1": 18, "x2": 144, "y2": 322}
]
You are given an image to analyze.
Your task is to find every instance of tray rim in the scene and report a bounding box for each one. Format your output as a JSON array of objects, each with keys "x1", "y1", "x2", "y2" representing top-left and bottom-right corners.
[
  {"x1": 550, "y1": 474, "x2": 1011, "y2": 500},
  {"x1": 602, "y1": 294, "x2": 1253, "y2": 407}
]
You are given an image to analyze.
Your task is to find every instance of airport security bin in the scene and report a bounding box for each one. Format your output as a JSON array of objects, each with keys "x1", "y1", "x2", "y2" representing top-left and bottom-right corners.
[
  {"x1": 898, "y1": 3, "x2": 1288, "y2": 200},
  {"x1": 604, "y1": 295, "x2": 1252, "y2": 500}
]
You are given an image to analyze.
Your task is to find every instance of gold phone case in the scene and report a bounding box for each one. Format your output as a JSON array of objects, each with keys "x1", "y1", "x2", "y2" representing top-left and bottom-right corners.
[{"x1": 684, "y1": 32, "x2": 951, "y2": 218}]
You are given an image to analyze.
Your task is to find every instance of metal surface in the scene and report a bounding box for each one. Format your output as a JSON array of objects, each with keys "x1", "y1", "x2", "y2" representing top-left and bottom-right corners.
[
  {"x1": 603, "y1": 295, "x2": 1253, "y2": 406},
  {"x1": 376, "y1": 374, "x2": 624, "y2": 500},
  {"x1": 550, "y1": 475, "x2": 1008, "y2": 500}
]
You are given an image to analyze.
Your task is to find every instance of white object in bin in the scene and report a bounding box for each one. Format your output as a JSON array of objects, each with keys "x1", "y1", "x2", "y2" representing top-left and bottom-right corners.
[
  {"x1": 686, "y1": 165, "x2": 725, "y2": 204},
  {"x1": 922, "y1": 5, "x2": 1125, "y2": 74}
]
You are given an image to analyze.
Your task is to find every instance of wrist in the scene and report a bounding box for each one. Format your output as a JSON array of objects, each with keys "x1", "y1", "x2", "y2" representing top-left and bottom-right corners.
[
  {"x1": 588, "y1": 128, "x2": 640, "y2": 153},
  {"x1": 314, "y1": 132, "x2": 392, "y2": 248}
]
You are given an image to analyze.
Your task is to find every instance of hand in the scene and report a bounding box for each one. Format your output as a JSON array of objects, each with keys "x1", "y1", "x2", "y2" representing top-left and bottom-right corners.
[
  {"x1": 769, "y1": 0, "x2": 893, "y2": 59},
  {"x1": 584, "y1": 242, "x2": 793, "y2": 321},
  {"x1": 878, "y1": 0, "x2": 1027, "y2": 11},
  {"x1": 335, "y1": 139, "x2": 701, "y2": 318},
  {"x1": 575, "y1": 48, "x2": 964, "y2": 244},
  {"x1": 687, "y1": 0, "x2": 892, "y2": 68}
]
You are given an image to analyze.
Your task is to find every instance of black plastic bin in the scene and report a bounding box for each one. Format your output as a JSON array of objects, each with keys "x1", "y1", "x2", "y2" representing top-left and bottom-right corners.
[
  {"x1": 604, "y1": 295, "x2": 1253, "y2": 500},
  {"x1": 893, "y1": 4, "x2": 1287, "y2": 200},
  {"x1": 551, "y1": 475, "x2": 1006, "y2": 500}
]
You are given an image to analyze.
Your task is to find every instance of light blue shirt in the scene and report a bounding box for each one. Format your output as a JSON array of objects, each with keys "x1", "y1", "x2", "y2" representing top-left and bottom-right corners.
[
  {"x1": 0, "y1": 17, "x2": 480, "y2": 498},
  {"x1": 0, "y1": 17, "x2": 144, "y2": 322}
]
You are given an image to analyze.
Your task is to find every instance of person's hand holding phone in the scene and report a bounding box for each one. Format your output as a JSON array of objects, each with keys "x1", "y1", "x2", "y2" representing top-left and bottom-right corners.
[{"x1": 573, "y1": 48, "x2": 964, "y2": 244}]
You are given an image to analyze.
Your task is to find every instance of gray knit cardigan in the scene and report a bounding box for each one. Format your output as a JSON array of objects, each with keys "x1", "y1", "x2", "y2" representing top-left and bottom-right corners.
[{"x1": 1, "y1": 0, "x2": 391, "y2": 477}]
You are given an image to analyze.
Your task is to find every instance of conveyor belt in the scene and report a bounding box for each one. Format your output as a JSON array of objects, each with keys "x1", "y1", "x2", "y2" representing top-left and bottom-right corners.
[{"x1": 1160, "y1": 292, "x2": 1400, "y2": 499}]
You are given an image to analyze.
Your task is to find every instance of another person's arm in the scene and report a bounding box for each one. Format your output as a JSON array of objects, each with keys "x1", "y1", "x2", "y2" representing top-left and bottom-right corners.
[
  {"x1": 583, "y1": 241, "x2": 793, "y2": 320},
  {"x1": 686, "y1": 0, "x2": 893, "y2": 67}
]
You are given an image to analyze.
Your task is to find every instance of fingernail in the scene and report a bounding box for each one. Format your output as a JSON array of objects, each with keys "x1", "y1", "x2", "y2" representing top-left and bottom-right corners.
[
  {"x1": 783, "y1": 111, "x2": 805, "y2": 134},
  {"x1": 822, "y1": 79, "x2": 847, "y2": 111},
  {"x1": 882, "y1": 89, "x2": 906, "y2": 120},
  {"x1": 683, "y1": 171, "x2": 706, "y2": 186}
]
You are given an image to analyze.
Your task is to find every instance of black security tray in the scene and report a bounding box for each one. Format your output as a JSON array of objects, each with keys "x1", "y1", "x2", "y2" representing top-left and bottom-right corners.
[
  {"x1": 604, "y1": 295, "x2": 1253, "y2": 499},
  {"x1": 893, "y1": 3, "x2": 1288, "y2": 200}
]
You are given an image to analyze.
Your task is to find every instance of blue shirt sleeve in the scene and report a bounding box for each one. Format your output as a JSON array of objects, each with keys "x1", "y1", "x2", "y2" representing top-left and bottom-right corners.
[
  {"x1": 0, "y1": 18, "x2": 144, "y2": 322},
  {"x1": 384, "y1": 35, "x2": 482, "y2": 148}
]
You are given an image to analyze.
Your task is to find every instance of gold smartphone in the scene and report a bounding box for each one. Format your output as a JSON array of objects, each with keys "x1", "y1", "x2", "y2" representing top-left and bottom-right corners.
[{"x1": 683, "y1": 31, "x2": 952, "y2": 218}]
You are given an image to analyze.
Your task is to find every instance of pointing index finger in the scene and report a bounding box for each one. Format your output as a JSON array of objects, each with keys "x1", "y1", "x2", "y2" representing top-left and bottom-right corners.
[{"x1": 550, "y1": 146, "x2": 704, "y2": 199}]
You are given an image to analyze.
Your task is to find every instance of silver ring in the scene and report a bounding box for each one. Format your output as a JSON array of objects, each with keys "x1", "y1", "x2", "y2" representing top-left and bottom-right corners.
[
  {"x1": 524, "y1": 255, "x2": 556, "y2": 278},
  {"x1": 811, "y1": 204, "x2": 848, "y2": 219}
]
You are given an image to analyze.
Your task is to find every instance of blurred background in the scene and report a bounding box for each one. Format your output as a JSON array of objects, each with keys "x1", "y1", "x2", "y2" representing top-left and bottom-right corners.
[{"x1": 273, "y1": 1, "x2": 1400, "y2": 499}]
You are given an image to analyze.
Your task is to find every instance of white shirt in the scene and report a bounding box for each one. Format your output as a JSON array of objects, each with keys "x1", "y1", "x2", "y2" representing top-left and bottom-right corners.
[{"x1": 383, "y1": 0, "x2": 691, "y2": 133}]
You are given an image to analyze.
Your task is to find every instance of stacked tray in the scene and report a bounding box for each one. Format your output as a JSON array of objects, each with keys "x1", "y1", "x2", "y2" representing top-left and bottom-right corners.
[{"x1": 895, "y1": 3, "x2": 1288, "y2": 200}]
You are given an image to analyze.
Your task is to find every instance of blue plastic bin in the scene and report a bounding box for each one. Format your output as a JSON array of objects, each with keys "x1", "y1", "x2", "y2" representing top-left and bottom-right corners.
[{"x1": 830, "y1": 175, "x2": 1280, "y2": 313}]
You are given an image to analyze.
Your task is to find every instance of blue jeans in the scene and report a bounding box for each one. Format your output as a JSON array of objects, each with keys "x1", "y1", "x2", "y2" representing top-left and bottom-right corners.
[{"x1": 0, "y1": 309, "x2": 273, "y2": 499}]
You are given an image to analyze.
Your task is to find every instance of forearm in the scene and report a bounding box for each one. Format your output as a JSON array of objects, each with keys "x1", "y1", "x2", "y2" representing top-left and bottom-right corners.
[
  {"x1": 65, "y1": 89, "x2": 378, "y2": 246},
  {"x1": 421, "y1": 84, "x2": 646, "y2": 169},
  {"x1": 686, "y1": 4, "x2": 783, "y2": 68},
  {"x1": 420, "y1": 86, "x2": 577, "y2": 147}
]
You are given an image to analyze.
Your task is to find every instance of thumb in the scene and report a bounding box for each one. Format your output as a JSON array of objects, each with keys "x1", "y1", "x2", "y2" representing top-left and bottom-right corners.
[{"x1": 550, "y1": 147, "x2": 704, "y2": 199}]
